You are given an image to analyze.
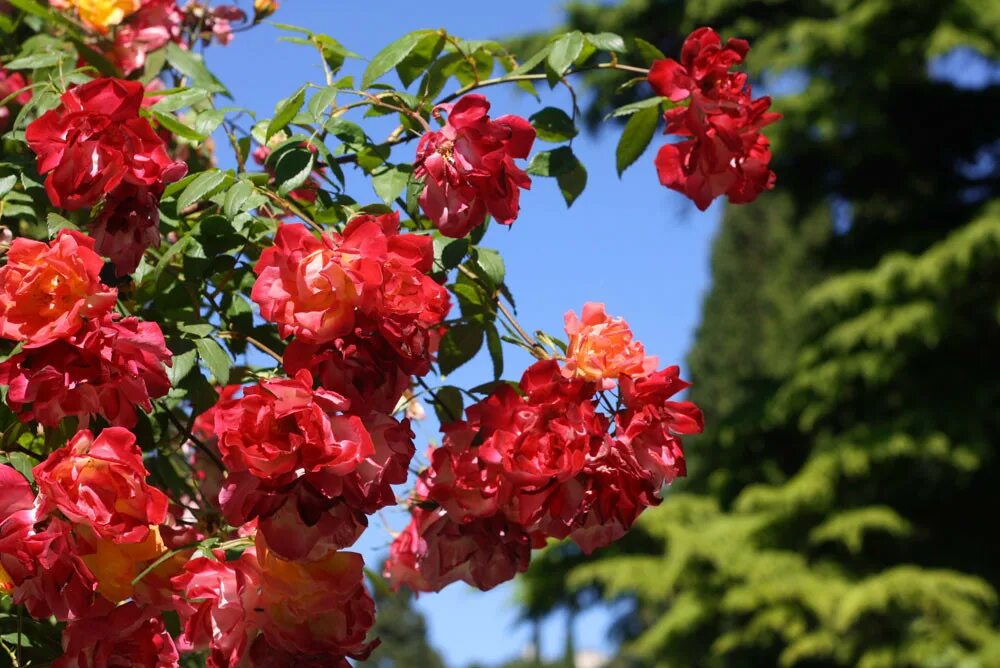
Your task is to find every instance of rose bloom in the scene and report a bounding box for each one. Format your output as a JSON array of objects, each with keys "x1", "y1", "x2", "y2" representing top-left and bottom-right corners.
[
  {"x1": 0, "y1": 230, "x2": 117, "y2": 346},
  {"x1": 213, "y1": 370, "x2": 373, "y2": 481},
  {"x1": 172, "y1": 550, "x2": 262, "y2": 668},
  {"x1": 563, "y1": 302, "x2": 657, "y2": 387},
  {"x1": 108, "y1": 0, "x2": 183, "y2": 74},
  {"x1": 25, "y1": 77, "x2": 187, "y2": 209},
  {"x1": 256, "y1": 536, "x2": 377, "y2": 662},
  {"x1": 648, "y1": 28, "x2": 781, "y2": 210},
  {"x1": 0, "y1": 67, "x2": 31, "y2": 131},
  {"x1": 49, "y1": 0, "x2": 141, "y2": 32},
  {"x1": 91, "y1": 182, "x2": 164, "y2": 275},
  {"x1": 0, "y1": 466, "x2": 109, "y2": 621},
  {"x1": 385, "y1": 505, "x2": 531, "y2": 593},
  {"x1": 34, "y1": 427, "x2": 168, "y2": 544},
  {"x1": 53, "y1": 601, "x2": 179, "y2": 668},
  {"x1": 415, "y1": 94, "x2": 536, "y2": 238},
  {"x1": 0, "y1": 313, "x2": 172, "y2": 428},
  {"x1": 252, "y1": 223, "x2": 359, "y2": 343},
  {"x1": 283, "y1": 333, "x2": 410, "y2": 415}
]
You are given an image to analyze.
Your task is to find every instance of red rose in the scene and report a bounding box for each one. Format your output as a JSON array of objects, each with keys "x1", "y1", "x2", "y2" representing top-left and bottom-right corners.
[
  {"x1": 34, "y1": 427, "x2": 169, "y2": 544},
  {"x1": 648, "y1": 28, "x2": 781, "y2": 210},
  {"x1": 213, "y1": 370, "x2": 372, "y2": 480},
  {"x1": 0, "y1": 67, "x2": 31, "y2": 130},
  {"x1": 256, "y1": 537, "x2": 377, "y2": 662},
  {"x1": 415, "y1": 94, "x2": 535, "y2": 238},
  {"x1": 173, "y1": 550, "x2": 262, "y2": 668},
  {"x1": 53, "y1": 602, "x2": 179, "y2": 668},
  {"x1": 284, "y1": 333, "x2": 410, "y2": 415},
  {"x1": 0, "y1": 230, "x2": 117, "y2": 346},
  {"x1": 25, "y1": 77, "x2": 186, "y2": 209},
  {"x1": 385, "y1": 506, "x2": 531, "y2": 593},
  {"x1": 108, "y1": 0, "x2": 183, "y2": 75},
  {"x1": 0, "y1": 466, "x2": 108, "y2": 621},
  {"x1": 91, "y1": 182, "x2": 163, "y2": 276},
  {"x1": 0, "y1": 313, "x2": 172, "y2": 428},
  {"x1": 252, "y1": 223, "x2": 358, "y2": 343},
  {"x1": 563, "y1": 302, "x2": 657, "y2": 387}
]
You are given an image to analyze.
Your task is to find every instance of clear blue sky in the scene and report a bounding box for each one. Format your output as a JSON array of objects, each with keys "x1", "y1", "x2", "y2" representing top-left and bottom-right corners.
[{"x1": 205, "y1": 2, "x2": 722, "y2": 665}]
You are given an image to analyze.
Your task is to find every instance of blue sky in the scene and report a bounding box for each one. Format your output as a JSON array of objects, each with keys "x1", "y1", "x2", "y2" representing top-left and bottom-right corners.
[{"x1": 205, "y1": 2, "x2": 722, "y2": 665}]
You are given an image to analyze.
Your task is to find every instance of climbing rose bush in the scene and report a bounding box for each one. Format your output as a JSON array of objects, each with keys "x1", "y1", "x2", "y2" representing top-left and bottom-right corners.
[{"x1": 0, "y1": 5, "x2": 778, "y2": 665}]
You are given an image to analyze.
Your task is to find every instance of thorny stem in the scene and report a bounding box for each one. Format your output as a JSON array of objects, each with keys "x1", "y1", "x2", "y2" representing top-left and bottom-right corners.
[{"x1": 456, "y1": 264, "x2": 550, "y2": 360}]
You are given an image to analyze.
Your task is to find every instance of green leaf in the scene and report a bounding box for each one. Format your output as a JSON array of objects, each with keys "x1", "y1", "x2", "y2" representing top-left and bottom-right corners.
[
  {"x1": 308, "y1": 86, "x2": 338, "y2": 121},
  {"x1": 547, "y1": 31, "x2": 586, "y2": 77},
  {"x1": 396, "y1": 32, "x2": 445, "y2": 88},
  {"x1": 150, "y1": 88, "x2": 210, "y2": 113},
  {"x1": 4, "y1": 52, "x2": 66, "y2": 69},
  {"x1": 438, "y1": 323, "x2": 484, "y2": 375},
  {"x1": 46, "y1": 212, "x2": 78, "y2": 236},
  {"x1": 486, "y1": 323, "x2": 504, "y2": 380},
  {"x1": 631, "y1": 36, "x2": 666, "y2": 63},
  {"x1": 434, "y1": 237, "x2": 469, "y2": 271},
  {"x1": 177, "y1": 170, "x2": 229, "y2": 211},
  {"x1": 432, "y1": 386, "x2": 464, "y2": 424},
  {"x1": 8, "y1": 451, "x2": 35, "y2": 484},
  {"x1": 165, "y1": 42, "x2": 228, "y2": 95},
  {"x1": 616, "y1": 104, "x2": 660, "y2": 176},
  {"x1": 271, "y1": 145, "x2": 315, "y2": 196},
  {"x1": 608, "y1": 96, "x2": 665, "y2": 119},
  {"x1": 267, "y1": 87, "x2": 306, "y2": 141},
  {"x1": 363, "y1": 30, "x2": 435, "y2": 89},
  {"x1": 528, "y1": 147, "x2": 588, "y2": 206},
  {"x1": 475, "y1": 248, "x2": 505, "y2": 288},
  {"x1": 0, "y1": 175, "x2": 17, "y2": 198},
  {"x1": 372, "y1": 164, "x2": 411, "y2": 205},
  {"x1": 529, "y1": 107, "x2": 578, "y2": 143},
  {"x1": 151, "y1": 110, "x2": 206, "y2": 141},
  {"x1": 195, "y1": 338, "x2": 232, "y2": 383},
  {"x1": 223, "y1": 180, "x2": 254, "y2": 219},
  {"x1": 586, "y1": 32, "x2": 627, "y2": 53},
  {"x1": 168, "y1": 345, "x2": 198, "y2": 385}
]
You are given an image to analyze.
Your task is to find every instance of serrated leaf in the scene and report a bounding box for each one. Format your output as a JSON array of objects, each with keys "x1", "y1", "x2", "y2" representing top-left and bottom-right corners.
[
  {"x1": 308, "y1": 86, "x2": 338, "y2": 121},
  {"x1": 223, "y1": 180, "x2": 254, "y2": 218},
  {"x1": 363, "y1": 30, "x2": 435, "y2": 89},
  {"x1": 8, "y1": 451, "x2": 35, "y2": 483},
  {"x1": 165, "y1": 42, "x2": 228, "y2": 95},
  {"x1": 267, "y1": 87, "x2": 306, "y2": 141},
  {"x1": 586, "y1": 32, "x2": 626, "y2": 53},
  {"x1": 272, "y1": 146, "x2": 315, "y2": 196},
  {"x1": 616, "y1": 104, "x2": 660, "y2": 176},
  {"x1": 168, "y1": 346, "x2": 198, "y2": 385},
  {"x1": 4, "y1": 51, "x2": 67, "y2": 69},
  {"x1": 195, "y1": 338, "x2": 231, "y2": 383},
  {"x1": 152, "y1": 110, "x2": 207, "y2": 141},
  {"x1": 527, "y1": 146, "x2": 578, "y2": 177},
  {"x1": 608, "y1": 96, "x2": 665, "y2": 119},
  {"x1": 0, "y1": 174, "x2": 17, "y2": 198},
  {"x1": 434, "y1": 237, "x2": 469, "y2": 271},
  {"x1": 557, "y1": 159, "x2": 587, "y2": 207},
  {"x1": 151, "y1": 88, "x2": 210, "y2": 113},
  {"x1": 548, "y1": 31, "x2": 586, "y2": 77},
  {"x1": 529, "y1": 107, "x2": 577, "y2": 143},
  {"x1": 177, "y1": 170, "x2": 229, "y2": 211},
  {"x1": 475, "y1": 248, "x2": 505, "y2": 288},
  {"x1": 396, "y1": 33, "x2": 445, "y2": 88},
  {"x1": 372, "y1": 164, "x2": 411, "y2": 205},
  {"x1": 438, "y1": 323, "x2": 484, "y2": 375}
]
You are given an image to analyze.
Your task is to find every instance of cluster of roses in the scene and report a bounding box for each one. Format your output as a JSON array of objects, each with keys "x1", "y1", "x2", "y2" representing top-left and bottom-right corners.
[
  {"x1": 0, "y1": 427, "x2": 375, "y2": 667},
  {"x1": 0, "y1": 229, "x2": 172, "y2": 427},
  {"x1": 222, "y1": 210, "x2": 449, "y2": 563},
  {"x1": 649, "y1": 27, "x2": 781, "y2": 210},
  {"x1": 385, "y1": 303, "x2": 703, "y2": 592},
  {"x1": 26, "y1": 77, "x2": 187, "y2": 275},
  {"x1": 49, "y1": 0, "x2": 251, "y2": 74}
]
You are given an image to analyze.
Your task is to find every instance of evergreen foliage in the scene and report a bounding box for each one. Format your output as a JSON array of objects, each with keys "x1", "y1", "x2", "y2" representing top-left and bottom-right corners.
[{"x1": 515, "y1": 1, "x2": 1000, "y2": 665}]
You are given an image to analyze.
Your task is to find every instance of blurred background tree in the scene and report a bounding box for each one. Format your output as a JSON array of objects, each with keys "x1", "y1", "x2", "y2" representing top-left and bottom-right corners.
[
  {"x1": 513, "y1": 1, "x2": 1000, "y2": 666},
  {"x1": 360, "y1": 564, "x2": 448, "y2": 668}
]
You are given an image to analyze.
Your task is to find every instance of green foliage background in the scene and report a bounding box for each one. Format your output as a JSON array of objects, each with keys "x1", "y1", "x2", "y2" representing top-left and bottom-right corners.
[{"x1": 516, "y1": 1, "x2": 1000, "y2": 666}]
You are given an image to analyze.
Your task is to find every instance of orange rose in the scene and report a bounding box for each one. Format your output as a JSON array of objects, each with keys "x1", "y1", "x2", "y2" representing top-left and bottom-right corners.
[
  {"x1": 562, "y1": 302, "x2": 657, "y2": 387},
  {"x1": 0, "y1": 230, "x2": 116, "y2": 347}
]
